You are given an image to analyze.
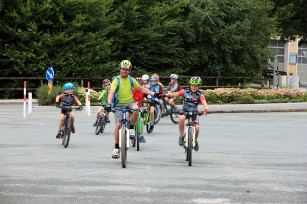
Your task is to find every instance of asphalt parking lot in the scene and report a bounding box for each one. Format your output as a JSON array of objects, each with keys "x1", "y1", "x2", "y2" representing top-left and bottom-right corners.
[{"x1": 0, "y1": 104, "x2": 306, "y2": 203}]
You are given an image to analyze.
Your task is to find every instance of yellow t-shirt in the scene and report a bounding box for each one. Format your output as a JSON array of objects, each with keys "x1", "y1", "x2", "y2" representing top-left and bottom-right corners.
[{"x1": 111, "y1": 75, "x2": 140, "y2": 104}]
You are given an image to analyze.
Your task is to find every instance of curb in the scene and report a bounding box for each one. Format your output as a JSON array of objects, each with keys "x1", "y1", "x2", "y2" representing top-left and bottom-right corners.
[{"x1": 210, "y1": 109, "x2": 307, "y2": 113}]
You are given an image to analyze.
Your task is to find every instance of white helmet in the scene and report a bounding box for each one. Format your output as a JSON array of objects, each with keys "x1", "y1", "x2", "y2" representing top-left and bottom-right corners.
[
  {"x1": 170, "y1": 74, "x2": 178, "y2": 79},
  {"x1": 142, "y1": 74, "x2": 149, "y2": 81}
]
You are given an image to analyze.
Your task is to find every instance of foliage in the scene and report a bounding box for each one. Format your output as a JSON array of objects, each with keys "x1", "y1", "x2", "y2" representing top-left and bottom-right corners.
[
  {"x1": 272, "y1": 0, "x2": 307, "y2": 43},
  {"x1": 203, "y1": 88, "x2": 306, "y2": 104},
  {"x1": 35, "y1": 84, "x2": 63, "y2": 105},
  {"x1": 0, "y1": 0, "x2": 277, "y2": 81}
]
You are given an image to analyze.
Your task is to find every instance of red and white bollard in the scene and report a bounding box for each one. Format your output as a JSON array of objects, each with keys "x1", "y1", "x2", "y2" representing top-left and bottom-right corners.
[
  {"x1": 87, "y1": 82, "x2": 91, "y2": 116},
  {"x1": 23, "y1": 81, "x2": 26, "y2": 118}
]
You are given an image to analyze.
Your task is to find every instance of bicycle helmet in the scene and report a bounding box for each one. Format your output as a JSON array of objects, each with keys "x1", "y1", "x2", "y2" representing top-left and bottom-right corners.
[
  {"x1": 103, "y1": 79, "x2": 110, "y2": 85},
  {"x1": 189, "y1": 76, "x2": 202, "y2": 85},
  {"x1": 142, "y1": 74, "x2": 149, "y2": 81},
  {"x1": 63, "y1": 83, "x2": 74, "y2": 90},
  {"x1": 170, "y1": 74, "x2": 178, "y2": 79},
  {"x1": 119, "y1": 60, "x2": 132, "y2": 69},
  {"x1": 135, "y1": 77, "x2": 143, "y2": 85}
]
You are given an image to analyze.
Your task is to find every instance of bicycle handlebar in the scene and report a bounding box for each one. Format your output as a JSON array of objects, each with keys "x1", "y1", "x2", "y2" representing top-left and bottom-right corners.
[
  {"x1": 179, "y1": 110, "x2": 204, "y2": 116},
  {"x1": 58, "y1": 105, "x2": 82, "y2": 111}
]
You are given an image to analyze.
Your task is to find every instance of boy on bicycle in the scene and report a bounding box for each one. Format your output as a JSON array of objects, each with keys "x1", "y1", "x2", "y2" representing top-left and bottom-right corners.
[
  {"x1": 104, "y1": 60, "x2": 159, "y2": 159},
  {"x1": 162, "y1": 76, "x2": 208, "y2": 151},
  {"x1": 132, "y1": 77, "x2": 147, "y2": 143},
  {"x1": 146, "y1": 74, "x2": 161, "y2": 131},
  {"x1": 92, "y1": 79, "x2": 111, "y2": 127},
  {"x1": 55, "y1": 83, "x2": 83, "y2": 138},
  {"x1": 162, "y1": 74, "x2": 179, "y2": 116}
]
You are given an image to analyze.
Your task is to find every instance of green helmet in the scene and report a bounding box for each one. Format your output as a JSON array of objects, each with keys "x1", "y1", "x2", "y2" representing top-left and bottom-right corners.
[{"x1": 189, "y1": 76, "x2": 202, "y2": 85}]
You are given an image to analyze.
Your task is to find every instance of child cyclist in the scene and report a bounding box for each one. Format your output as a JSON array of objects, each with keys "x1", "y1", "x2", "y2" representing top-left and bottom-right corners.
[
  {"x1": 132, "y1": 77, "x2": 147, "y2": 143},
  {"x1": 163, "y1": 76, "x2": 208, "y2": 151},
  {"x1": 162, "y1": 74, "x2": 179, "y2": 116},
  {"x1": 147, "y1": 74, "x2": 161, "y2": 131},
  {"x1": 93, "y1": 79, "x2": 111, "y2": 126},
  {"x1": 55, "y1": 83, "x2": 83, "y2": 138}
]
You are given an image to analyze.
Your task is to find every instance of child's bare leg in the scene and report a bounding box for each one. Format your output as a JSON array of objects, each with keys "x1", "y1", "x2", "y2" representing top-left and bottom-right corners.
[{"x1": 58, "y1": 114, "x2": 64, "y2": 130}]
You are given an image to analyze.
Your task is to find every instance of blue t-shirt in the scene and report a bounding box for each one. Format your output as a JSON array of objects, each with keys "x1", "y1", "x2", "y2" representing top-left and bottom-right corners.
[{"x1": 149, "y1": 84, "x2": 160, "y2": 100}]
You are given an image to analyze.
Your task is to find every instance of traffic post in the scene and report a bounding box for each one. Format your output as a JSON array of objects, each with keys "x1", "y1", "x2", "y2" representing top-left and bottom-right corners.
[
  {"x1": 23, "y1": 81, "x2": 26, "y2": 119},
  {"x1": 87, "y1": 82, "x2": 91, "y2": 116}
]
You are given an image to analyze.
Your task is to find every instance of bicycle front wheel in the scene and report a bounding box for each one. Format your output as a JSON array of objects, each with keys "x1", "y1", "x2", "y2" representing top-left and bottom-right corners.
[
  {"x1": 170, "y1": 107, "x2": 180, "y2": 124},
  {"x1": 187, "y1": 128, "x2": 193, "y2": 166},
  {"x1": 62, "y1": 118, "x2": 71, "y2": 148},
  {"x1": 121, "y1": 127, "x2": 127, "y2": 168}
]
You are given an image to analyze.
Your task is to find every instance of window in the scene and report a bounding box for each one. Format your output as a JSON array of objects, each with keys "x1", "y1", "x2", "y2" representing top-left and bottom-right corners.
[{"x1": 289, "y1": 54, "x2": 297, "y2": 64}]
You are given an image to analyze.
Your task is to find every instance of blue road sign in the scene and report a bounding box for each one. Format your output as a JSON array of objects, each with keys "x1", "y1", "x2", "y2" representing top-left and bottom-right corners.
[{"x1": 46, "y1": 67, "x2": 54, "y2": 81}]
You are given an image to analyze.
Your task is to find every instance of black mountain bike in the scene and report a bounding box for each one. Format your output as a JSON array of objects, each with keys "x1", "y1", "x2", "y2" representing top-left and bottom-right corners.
[
  {"x1": 58, "y1": 105, "x2": 82, "y2": 148},
  {"x1": 95, "y1": 103, "x2": 108, "y2": 135},
  {"x1": 159, "y1": 96, "x2": 182, "y2": 124}
]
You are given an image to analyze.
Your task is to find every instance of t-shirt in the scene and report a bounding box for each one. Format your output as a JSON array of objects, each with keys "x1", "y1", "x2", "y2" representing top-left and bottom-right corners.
[
  {"x1": 59, "y1": 93, "x2": 80, "y2": 106},
  {"x1": 149, "y1": 84, "x2": 160, "y2": 100},
  {"x1": 110, "y1": 75, "x2": 140, "y2": 104},
  {"x1": 178, "y1": 89, "x2": 205, "y2": 112},
  {"x1": 100, "y1": 89, "x2": 109, "y2": 105},
  {"x1": 132, "y1": 88, "x2": 144, "y2": 107}
]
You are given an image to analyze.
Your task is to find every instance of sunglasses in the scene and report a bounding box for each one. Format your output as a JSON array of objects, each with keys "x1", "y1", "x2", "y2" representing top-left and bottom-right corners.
[{"x1": 150, "y1": 78, "x2": 158, "y2": 82}]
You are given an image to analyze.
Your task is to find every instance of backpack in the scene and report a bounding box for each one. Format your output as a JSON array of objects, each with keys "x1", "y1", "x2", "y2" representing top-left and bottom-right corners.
[
  {"x1": 177, "y1": 83, "x2": 182, "y2": 91},
  {"x1": 112, "y1": 75, "x2": 134, "y2": 107}
]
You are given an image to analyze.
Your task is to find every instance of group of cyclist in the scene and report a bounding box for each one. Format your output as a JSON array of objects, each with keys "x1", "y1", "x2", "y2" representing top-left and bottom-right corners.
[{"x1": 55, "y1": 60, "x2": 209, "y2": 159}]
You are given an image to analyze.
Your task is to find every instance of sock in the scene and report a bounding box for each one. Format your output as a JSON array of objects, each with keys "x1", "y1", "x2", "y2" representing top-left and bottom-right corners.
[{"x1": 115, "y1": 144, "x2": 119, "y2": 149}]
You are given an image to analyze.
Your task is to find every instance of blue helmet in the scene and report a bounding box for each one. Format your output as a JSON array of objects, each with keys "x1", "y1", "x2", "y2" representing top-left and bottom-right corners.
[{"x1": 63, "y1": 83, "x2": 74, "y2": 90}]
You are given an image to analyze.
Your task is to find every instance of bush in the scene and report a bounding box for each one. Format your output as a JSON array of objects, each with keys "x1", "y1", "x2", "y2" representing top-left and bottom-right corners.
[{"x1": 35, "y1": 84, "x2": 63, "y2": 105}]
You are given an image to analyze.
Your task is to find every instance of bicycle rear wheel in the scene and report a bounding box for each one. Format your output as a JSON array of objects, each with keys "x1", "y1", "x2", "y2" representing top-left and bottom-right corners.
[
  {"x1": 62, "y1": 118, "x2": 71, "y2": 148},
  {"x1": 170, "y1": 107, "x2": 180, "y2": 124},
  {"x1": 121, "y1": 127, "x2": 127, "y2": 168},
  {"x1": 187, "y1": 127, "x2": 193, "y2": 166}
]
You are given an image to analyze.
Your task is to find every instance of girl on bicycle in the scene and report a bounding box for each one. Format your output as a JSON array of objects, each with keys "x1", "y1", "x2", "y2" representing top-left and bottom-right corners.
[
  {"x1": 93, "y1": 79, "x2": 111, "y2": 126},
  {"x1": 55, "y1": 83, "x2": 83, "y2": 138},
  {"x1": 163, "y1": 76, "x2": 209, "y2": 151},
  {"x1": 132, "y1": 77, "x2": 147, "y2": 143}
]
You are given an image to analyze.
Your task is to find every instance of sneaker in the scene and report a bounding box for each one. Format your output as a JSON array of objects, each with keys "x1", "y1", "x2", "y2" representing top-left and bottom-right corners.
[
  {"x1": 194, "y1": 140, "x2": 199, "y2": 151},
  {"x1": 56, "y1": 130, "x2": 63, "y2": 139},
  {"x1": 112, "y1": 148, "x2": 120, "y2": 159},
  {"x1": 71, "y1": 126, "x2": 75, "y2": 134},
  {"x1": 129, "y1": 129, "x2": 135, "y2": 139},
  {"x1": 139, "y1": 136, "x2": 146, "y2": 143},
  {"x1": 106, "y1": 118, "x2": 110, "y2": 123},
  {"x1": 92, "y1": 121, "x2": 98, "y2": 127},
  {"x1": 178, "y1": 136, "x2": 184, "y2": 146}
]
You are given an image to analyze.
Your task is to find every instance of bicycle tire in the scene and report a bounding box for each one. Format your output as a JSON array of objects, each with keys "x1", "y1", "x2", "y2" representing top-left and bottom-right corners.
[
  {"x1": 95, "y1": 117, "x2": 102, "y2": 135},
  {"x1": 146, "y1": 112, "x2": 153, "y2": 133},
  {"x1": 136, "y1": 117, "x2": 140, "y2": 151},
  {"x1": 121, "y1": 127, "x2": 127, "y2": 168},
  {"x1": 100, "y1": 115, "x2": 106, "y2": 134},
  {"x1": 62, "y1": 117, "x2": 71, "y2": 148},
  {"x1": 170, "y1": 107, "x2": 179, "y2": 124},
  {"x1": 154, "y1": 103, "x2": 162, "y2": 125},
  {"x1": 188, "y1": 127, "x2": 193, "y2": 166}
]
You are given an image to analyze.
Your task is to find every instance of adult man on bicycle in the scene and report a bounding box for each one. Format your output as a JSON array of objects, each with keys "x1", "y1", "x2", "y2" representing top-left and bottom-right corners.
[{"x1": 105, "y1": 60, "x2": 159, "y2": 159}]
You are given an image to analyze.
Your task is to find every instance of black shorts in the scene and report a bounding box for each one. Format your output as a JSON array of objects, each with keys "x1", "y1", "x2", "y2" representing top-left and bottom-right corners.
[{"x1": 60, "y1": 109, "x2": 72, "y2": 114}]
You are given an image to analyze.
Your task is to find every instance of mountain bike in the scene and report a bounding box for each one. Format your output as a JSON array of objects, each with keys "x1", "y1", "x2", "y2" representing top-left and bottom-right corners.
[
  {"x1": 131, "y1": 106, "x2": 146, "y2": 151},
  {"x1": 95, "y1": 103, "x2": 108, "y2": 135},
  {"x1": 142, "y1": 99, "x2": 157, "y2": 133},
  {"x1": 159, "y1": 96, "x2": 182, "y2": 124},
  {"x1": 58, "y1": 105, "x2": 82, "y2": 148},
  {"x1": 180, "y1": 110, "x2": 204, "y2": 166},
  {"x1": 112, "y1": 107, "x2": 139, "y2": 168}
]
